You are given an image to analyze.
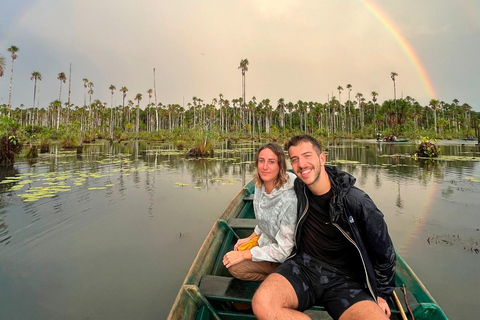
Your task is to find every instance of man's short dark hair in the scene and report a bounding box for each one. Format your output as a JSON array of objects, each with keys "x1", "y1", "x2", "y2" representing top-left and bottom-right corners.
[{"x1": 287, "y1": 135, "x2": 322, "y2": 155}]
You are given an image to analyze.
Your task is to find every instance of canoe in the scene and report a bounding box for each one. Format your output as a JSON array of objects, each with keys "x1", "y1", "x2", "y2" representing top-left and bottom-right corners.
[
  {"x1": 168, "y1": 180, "x2": 449, "y2": 320},
  {"x1": 380, "y1": 138, "x2": 410, "y2": 143}
]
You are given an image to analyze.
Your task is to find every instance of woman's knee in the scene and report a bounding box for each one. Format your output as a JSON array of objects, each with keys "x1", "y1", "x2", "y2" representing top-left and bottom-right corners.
[{"x1": 229, "y1": 261, "x2": 268, "y2": 281}]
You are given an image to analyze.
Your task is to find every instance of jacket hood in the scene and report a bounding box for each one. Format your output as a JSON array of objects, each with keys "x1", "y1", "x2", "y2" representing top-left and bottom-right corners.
[
  {"x1": 325, "y1": 166, "x2": 356, "y2": 222},
  {"x1": 293, "y1": 166, "x2": 356, "y2": 222}
]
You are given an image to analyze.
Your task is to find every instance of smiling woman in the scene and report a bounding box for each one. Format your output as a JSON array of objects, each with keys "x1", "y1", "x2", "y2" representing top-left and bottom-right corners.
[{"x1": 223, "y1": 143, "x2": 297, "y2": 282}]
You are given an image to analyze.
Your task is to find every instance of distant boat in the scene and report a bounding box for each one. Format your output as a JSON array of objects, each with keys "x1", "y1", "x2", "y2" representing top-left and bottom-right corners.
[
  {"x1": 379, "y1": 137, "x2": 410, "y2": 143},
  {"x1": 461, "y1": 137, "x2": 476, "y2": 141},
  {"x1": 168, "y1": 180, "x2": 449, "y2": 320}
]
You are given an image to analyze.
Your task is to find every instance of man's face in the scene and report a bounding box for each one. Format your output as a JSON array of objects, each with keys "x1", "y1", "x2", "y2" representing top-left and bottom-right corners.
[{"x1": 288, "y1": 141, "x2": 324, "y2": 187}]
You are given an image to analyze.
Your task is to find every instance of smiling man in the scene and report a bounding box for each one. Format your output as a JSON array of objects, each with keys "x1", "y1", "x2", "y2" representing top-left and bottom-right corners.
[{"x1": 252, "y1": 135, "x2": 396, "y2": 320}]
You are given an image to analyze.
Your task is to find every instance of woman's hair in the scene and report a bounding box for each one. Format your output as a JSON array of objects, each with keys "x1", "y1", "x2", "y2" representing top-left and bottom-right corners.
[{"x1": 253, "y1": 143, "x2": 288, "y2": 189}]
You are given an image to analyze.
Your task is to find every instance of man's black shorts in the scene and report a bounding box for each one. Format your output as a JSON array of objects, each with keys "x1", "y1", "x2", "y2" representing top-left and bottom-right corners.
[{"x1": 273, "y1": 251, "x2": 375, "y2": 320}]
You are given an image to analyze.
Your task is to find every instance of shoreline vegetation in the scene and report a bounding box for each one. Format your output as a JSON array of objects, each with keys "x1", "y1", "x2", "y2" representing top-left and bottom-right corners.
[
  {"x1": 1, "y1": 50, "x2": 479, "y2": 164},
  {"x1": 1, "y1": 90, "x2": 480, "y2": 165}
]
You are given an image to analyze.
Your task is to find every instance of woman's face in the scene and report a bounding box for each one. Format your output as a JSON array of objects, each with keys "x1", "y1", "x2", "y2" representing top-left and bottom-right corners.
[{"x1": 257, "y1": 148, "x2": 280, "y2": 185}]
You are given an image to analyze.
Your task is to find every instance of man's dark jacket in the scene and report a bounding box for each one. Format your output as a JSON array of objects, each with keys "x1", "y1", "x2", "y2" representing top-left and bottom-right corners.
[{"x1": 290, "y1": 165, "x2": 396, "y2": 300}]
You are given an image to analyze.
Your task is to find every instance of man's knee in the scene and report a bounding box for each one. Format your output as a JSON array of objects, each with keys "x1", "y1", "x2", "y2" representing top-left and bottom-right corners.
[
  {"x1": 252, "y1": 273, "x2": 298, "y2": 318},
  {"x1": 339, "y1": 300, "x2": 389, "y2": 320},
  {"x1": 252, "y1": 287, "x2": 271, "y2": 319}
]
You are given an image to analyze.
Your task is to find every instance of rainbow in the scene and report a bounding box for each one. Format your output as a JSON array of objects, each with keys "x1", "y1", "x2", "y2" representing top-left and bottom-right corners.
[{"x1": 361, "y1": 0, "x2": 437, "y2": 100}]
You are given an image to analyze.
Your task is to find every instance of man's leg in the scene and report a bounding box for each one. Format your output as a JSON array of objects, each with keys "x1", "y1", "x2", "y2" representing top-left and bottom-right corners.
[
  {"x1": 252, "y1": 273, "x2": 310, "y2": 320},
  {"x1": 339, "y1": 301, "x2": 389, "y2": 320}
]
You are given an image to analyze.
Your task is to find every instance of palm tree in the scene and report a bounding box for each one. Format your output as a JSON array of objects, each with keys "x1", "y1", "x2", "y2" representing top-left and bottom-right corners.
[
  {"x1": 134, "y1": 93, "x2": 142, "y2": 134},
  {"x1": 57, "y1": 72, "x2": 67, "y2": 101},
  {"x1": 391, "y1": 71, "x2": 398, "y2": 123},
  {"x1": 7, "y1": 45, "x2": 20, "y2": 109},
  {"x1": 238, "y1": 58, "x2": 249, "y2": 132},
  {"x1": 355, "y1": 92, "x2": 364, "y2": 127},
  {"x1": 346, "y1": 84, "x2": 352, "y2": 133},
  {"x1": 147, "y1": 89, "x2": 153, "y2": 131},
  {"x1": 30, "y1": 71, "x2": 42, "y2": 109},
  {"x1": 82, "y1": 78, "x2": 89, "y2": 107},
  {"x1": 109, "y1": 85, "x2": 116, "y2": 140},
  {"x1": 277, "y1": 98, "x2": 285, "y2": 130},
  {"x1": 429, "y1": 99, "x2": 440, "y2": 134},
  {"x1": 0, "y1": 54, "x2": 6, "y2": 77},
  {"x1": 120, "y1": 86, "x2": 128, "y2": 129},
  {"x1": 88, "y1": 82, "x2": 94, "y2": 105},
  {"x1": 337, "y1": 86, "x2": 344, "y2": 132}
]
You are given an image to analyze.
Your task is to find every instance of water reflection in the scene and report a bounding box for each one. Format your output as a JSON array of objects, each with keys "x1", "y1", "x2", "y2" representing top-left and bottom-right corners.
[{"x1": 0, "y1": 139, "x2": 479, "y2": 320}]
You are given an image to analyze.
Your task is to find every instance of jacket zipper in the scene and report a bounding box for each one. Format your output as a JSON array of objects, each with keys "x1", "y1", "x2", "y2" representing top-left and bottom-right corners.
[
  {"x1": 332, "y1": 222, "x2": 376, "y2": 302},
  {"x1": 288, "y1": 187, "x2": 310, "y2": 260}
]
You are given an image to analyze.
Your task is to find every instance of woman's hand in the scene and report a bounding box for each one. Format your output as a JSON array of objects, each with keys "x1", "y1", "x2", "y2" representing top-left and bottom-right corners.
[
  {"x1": 223, "y1": 250, "x2": 251, "y2": 268},
  {"x1": 234, "y1": 237, "x2": 251, "y2": 251}
]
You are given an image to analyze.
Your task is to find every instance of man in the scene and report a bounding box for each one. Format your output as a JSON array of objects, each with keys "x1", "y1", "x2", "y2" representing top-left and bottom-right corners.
[{"x1": 252, "y1": 135, "x2": 396, "y2": 320}]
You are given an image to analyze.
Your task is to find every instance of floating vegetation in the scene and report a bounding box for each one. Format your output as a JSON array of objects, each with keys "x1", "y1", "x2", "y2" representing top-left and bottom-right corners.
[
  {"x1": 19, "y1": 185, "x2": 71, "y2": 202},
  {"x1": 175, "y1": 182, "x2": 189, "y2": 187},
  {"x1": 415, "y1": 137, "x2": 439, "y2": 158},
  {"x1": 330, "y1": 160, "x2": 361, "y2": 164},
  {"x1": 427, "y1": 233, "x2": 479, "y2": 254},
  {"x1": 2, "y1": 156, "x2": 168, "y2": 202}
]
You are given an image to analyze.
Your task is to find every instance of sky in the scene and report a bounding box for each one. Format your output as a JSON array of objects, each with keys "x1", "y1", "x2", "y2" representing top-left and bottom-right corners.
[{"x1": 1, "y1": 0, "x2": 479, "y2": 111}]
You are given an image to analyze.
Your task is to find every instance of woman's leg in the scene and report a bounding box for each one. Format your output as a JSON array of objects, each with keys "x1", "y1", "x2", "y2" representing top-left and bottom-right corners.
[{"x1": 229, "y1": 260, "x2": 280, "y2": 281}]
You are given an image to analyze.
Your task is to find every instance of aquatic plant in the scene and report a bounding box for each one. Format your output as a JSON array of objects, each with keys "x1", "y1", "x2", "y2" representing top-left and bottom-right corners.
[
  {"x1": 0, "y1": 134, "x2": 23, "y2": 165},
  {"x1": 415, "y1": 137, "x2": 439, "y2": 158},
  {"x1": 26, "y1": 145, "x2": 38, "y2": 158},
  {"x1": 188, "y1": 139, "x2": 214, "y2": 158}
]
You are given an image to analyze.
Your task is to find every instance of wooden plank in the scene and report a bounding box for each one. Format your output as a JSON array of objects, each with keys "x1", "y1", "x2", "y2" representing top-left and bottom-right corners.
[
  {"x1": 243, "y1": 194, "x2": 255, "y2": 201},
  {"x1": 199, "y1": 275, "x2": 260, "y2": 303},
  {"x1": 228, "y1": 218, "x2": 257, "y2": 229},
  {"x1": 199, "y1": 275, "x2": 327, "y2": 313}
]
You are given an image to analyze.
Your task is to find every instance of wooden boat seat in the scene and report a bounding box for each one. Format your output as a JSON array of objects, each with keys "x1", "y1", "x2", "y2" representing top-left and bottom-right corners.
[
  {"x1": 227, "y1": 218, "x2": 257, "y2": 229},
  {"x1": 199, "y1": 275, "x2": 327, "y2": 313},
  {"x1": 243, "y1": 194, "x2": 255, "y2": 201}
]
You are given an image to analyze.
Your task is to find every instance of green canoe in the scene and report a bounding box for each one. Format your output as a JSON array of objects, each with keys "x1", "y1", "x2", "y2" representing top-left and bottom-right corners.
[{"x1": 168, "y1": 180, "x2": 448, "y2": 320}]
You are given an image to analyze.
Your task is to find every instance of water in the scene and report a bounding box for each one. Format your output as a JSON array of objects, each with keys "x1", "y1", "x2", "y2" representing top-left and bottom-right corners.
[{"x1": 0, "y1": 139, "x2": 479, "y2": 319}]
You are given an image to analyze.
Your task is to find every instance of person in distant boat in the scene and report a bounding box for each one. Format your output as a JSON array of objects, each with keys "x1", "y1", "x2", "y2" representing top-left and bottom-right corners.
[
  {"x1": 222, "y1": 143, "x2": 297, "y2": 281},
  {"x1": 252, "y1": 135, "x2": 396, "y2": 320}
]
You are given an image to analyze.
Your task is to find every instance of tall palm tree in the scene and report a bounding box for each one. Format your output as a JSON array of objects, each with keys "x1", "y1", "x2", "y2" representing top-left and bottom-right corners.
[
  {"x1": 134, "y1": 93, "x2": 142, "y2": 134},
  {"x1": 429, "y1": 99, "x2": 440, "y2": 134},
  {"x1": 346, "y1": 84, "x2": 352, "y2": 133},
  {"x1": 57, "y1": 72, "x2": 67, "y2": 101},
  {"x1": 355, "y1": 92, "x2": 364, "y2": 127},
  {"x1": 337, "y1": 86, "x2": 344, "y2": 133},
  {"x1": 391, "y1": 71, "x2": 398, "y2": 123},
  {"x1": 30, "y1": 71, "x2": 42, "y2": 109},
  {"x1": 0, "y1": 54, "x2": 6, "y2": 77},
  {"x1": 120, "y1": 86, "x2": 128, "y2": 129},
  {"x1": 337, "y1": 86, "x2": 343, "y2": 104},
  {"x1": 147, "y1": 89, "x2": 153, "y2": 131},
  {"x1": 109, "y1": 85, "x2": 116, "y2": 140},
  {"x1": 238, "y1": 58, "x2": 249, "y2": 132},
  {"x1": 82, "y1": 78, "x2": 89, "y2": 107},
  {"x1": 7, "y1": 45, "x2": 20, "y2": 109},
  {"x1": 88, "y1": 82, "x2": 94, "y2": 105}
]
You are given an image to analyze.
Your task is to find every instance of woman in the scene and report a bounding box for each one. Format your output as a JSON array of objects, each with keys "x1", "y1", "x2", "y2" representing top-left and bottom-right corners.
[{"x1": 222, "y1": 143, "x2": 297, "y2": 281}]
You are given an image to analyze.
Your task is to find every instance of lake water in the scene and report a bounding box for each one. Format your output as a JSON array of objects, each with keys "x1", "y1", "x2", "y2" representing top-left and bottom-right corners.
[{"x1": 0, "y1": 139, "x2": 479, "y2": 319}]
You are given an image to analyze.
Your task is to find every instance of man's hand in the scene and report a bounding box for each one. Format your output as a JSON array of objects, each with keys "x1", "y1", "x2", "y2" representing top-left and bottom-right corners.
[{"x1": 377, "y1": 296, "x2": 391, "y2": 318}]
